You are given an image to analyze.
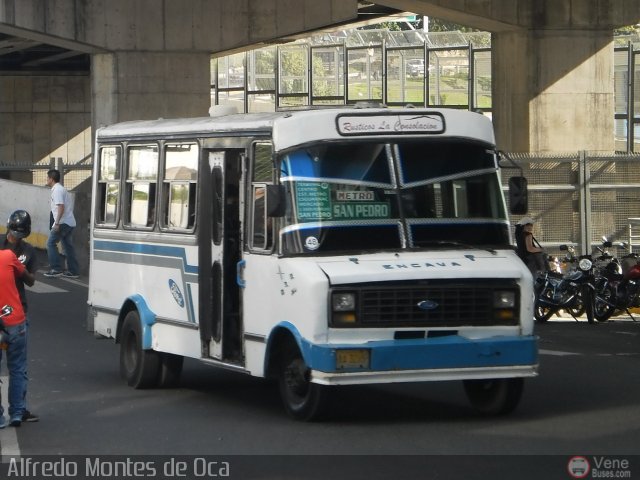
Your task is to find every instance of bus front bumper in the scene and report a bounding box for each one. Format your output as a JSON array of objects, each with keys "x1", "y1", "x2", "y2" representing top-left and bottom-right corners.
[{"x1": 301, "y1": 334, "x2": 538, "y2": 386}]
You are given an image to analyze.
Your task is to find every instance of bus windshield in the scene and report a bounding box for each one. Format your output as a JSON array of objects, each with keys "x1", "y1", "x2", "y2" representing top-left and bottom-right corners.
[{"x1": 278, "y1": 140, "x2": 509, "y2": 255}]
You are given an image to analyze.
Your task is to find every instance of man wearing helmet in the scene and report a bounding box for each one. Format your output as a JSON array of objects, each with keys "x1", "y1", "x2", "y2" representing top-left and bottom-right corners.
[{"x1": 1, "y1": 209, "x2": 38, "y2": 425}]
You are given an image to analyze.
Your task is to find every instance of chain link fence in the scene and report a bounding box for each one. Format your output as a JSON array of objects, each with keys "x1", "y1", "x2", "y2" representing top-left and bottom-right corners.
[{"x1": 501, "y1": 153, "x2": 640, "y2": 258}]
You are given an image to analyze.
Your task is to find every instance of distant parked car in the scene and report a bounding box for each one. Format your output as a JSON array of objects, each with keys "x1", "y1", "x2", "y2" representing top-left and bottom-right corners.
[{"x1": 406, "y1": 59, "x2": 425, "y2": 77}]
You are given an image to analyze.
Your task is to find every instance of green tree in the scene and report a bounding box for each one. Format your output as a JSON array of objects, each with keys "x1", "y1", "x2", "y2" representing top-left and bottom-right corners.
[
  {"x1": 614, "y1": 24, "x2": 640, "y2": 36},
  {"x1": 428, "y1": 18, "x2": 479, "y2": 32},
  {"x1": 360, "y1": 21, "x2": 403, "y2": 31}
]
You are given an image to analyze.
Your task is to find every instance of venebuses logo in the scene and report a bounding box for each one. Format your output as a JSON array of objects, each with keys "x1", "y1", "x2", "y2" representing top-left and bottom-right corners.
[
  {"x1": 567, "y1": 456, "x2": 590, "y2": 478},
  {"x1": 568, "y1": 456, "x2": 633, "y2": 479}
]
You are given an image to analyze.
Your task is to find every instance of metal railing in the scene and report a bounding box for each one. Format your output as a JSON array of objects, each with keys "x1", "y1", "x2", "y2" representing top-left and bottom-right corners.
[
  {"x1": 501, "y1": 152, "x2": 640, "y2": 257},
  {"x1": 212, "y1": 34, "x2": 640, "y2": 152}
]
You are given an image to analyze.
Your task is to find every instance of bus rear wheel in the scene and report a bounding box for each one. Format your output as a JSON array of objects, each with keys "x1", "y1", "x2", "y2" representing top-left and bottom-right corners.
[
  {"x1": 278, "y1": 343, "x2": 328, "y2": 421},
  {"x1": 463, "y1": 378, "x2": 524, "y2": 415},
  {"x1": 120, "y1": 311, "x2": 160, "y2": 389}
]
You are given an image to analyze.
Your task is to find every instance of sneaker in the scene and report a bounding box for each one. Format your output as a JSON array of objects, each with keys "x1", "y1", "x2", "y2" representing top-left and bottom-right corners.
[
  {"x1": 9, "y1": 416, "x2": 21, "y2": 427},
  {"x1": 62, "y1": 271, "x2": 79, "y2": 279},
  {"x1": 0, "y1": 416, "x2": 6, "y2": 429},
  {"x1": 22, "y1": 410, "x2": 39, "y2": 422},
  {"x1": 43, "y1": 270, "x2": 63, "y2": 278}
]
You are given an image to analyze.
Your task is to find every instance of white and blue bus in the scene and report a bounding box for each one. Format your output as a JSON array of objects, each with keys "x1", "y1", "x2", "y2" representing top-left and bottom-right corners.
[{"x1": 88, "y1": 106, "x2": 537, "y2": 420}]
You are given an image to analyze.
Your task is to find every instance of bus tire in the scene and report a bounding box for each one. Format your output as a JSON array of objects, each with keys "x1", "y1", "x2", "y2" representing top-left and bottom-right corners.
[
  {"x1": 120, "y1": 311, "x2": 160, "y2": 389},
  {"x1": 157, "y1": 353, "x2": 184, "y2": 388},
  {"x1": 463, "y1": 377, "x2": 524, "y2": 415},
  {"x1": 278, "y1": 343, "x2": 329, "y2": 421}
]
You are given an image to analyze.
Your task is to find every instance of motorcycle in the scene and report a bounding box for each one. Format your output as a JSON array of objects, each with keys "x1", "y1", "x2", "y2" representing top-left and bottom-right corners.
[
  {"x1": 534, "y1": 245, "x2": 594, "y2": 323},
  {"x1": 594, "y1": 251, "x2": 640, "y2": 322}
]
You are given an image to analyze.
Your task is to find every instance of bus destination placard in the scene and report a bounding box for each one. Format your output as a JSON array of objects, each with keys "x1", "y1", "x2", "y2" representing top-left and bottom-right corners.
[{"x1": 336, "y1": 113, "x2": 445, "y2": 136}]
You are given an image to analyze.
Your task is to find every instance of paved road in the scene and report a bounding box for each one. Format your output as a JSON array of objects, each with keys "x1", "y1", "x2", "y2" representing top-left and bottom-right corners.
[{"x1": 1, "y1": 272, "x2": 639, "y2": 479}]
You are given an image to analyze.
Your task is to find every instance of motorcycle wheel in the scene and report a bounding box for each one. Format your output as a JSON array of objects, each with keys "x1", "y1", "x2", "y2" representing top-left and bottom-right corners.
[
  {"x1": 534, "y1": 299, "x2": 554, "y2": 322},
  {"x1": 594, "y1": 284, "x2": 616, "y2": 322},
  {"x1": 565, "y1": 298, "x2": 586, "y2": 318}
]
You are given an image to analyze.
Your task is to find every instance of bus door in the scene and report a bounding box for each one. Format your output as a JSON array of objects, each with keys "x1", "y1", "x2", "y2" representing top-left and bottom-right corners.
[{"x1": 198, "y1": 149, "x2": 244, "y2": 363}]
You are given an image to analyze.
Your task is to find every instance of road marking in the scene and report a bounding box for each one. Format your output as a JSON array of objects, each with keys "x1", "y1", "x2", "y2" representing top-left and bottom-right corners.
[
  {"x1": 538, "y1": 349, "x2": 581, "y2": 356},
  {"x1": 58, "y1": 276, "x2": 87, "y2": 287},
  {"x1": 0, "y1": 375, "x2": 20, "y2": 461},
  {"x1": 26, "y1": 282, "x2": 67, "y2": 294},
  {"x1": 540, "y1": 349, "x2": 640, "y2": 357}
]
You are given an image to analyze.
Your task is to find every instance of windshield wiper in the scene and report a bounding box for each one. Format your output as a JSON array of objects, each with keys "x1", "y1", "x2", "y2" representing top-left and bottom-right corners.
[{"x1": 412, "y1": 240, "x2": 497, "y2": 255}]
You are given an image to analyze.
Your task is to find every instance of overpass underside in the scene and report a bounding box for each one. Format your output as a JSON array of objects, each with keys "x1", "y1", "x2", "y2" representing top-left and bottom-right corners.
[{"x1": 0, "y1": 0, "x2": 640, "y2": 182}]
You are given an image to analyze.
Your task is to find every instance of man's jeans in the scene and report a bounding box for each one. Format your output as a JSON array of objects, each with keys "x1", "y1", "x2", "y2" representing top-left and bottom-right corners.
[
  {"x1": 47, "y1": 223, "x2": 79, "y2": 274},
  {"x1": 0, "y1": 322, "x2": 27, "y2": 420}
]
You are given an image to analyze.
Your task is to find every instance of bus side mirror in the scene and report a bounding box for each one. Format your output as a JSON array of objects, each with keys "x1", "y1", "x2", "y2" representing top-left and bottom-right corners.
[
  {"x1": 266, "y1": 185, "x2": 286, "y2": 217},
  {"x1": 508, "y1": 177, "x2": 528, "y2": 215}
]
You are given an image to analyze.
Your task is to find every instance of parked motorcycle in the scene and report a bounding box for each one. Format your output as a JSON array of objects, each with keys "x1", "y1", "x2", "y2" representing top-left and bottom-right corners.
[
  {"x1": 534, "y1": 245, "x2": 594, "y2": 323},
  {"x1": 594, "y1": 251, "x2": 640, "y2": 322}
]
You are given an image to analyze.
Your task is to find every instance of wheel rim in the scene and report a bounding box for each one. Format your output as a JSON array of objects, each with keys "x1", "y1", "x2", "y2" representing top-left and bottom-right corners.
[
  {"x1": 283, "y1": 357, "x2": 310, "y2": 402},
  {"x1": 534, "y1": 302, "x2": 553, "y2": 321},
  {"x1": 595, "y1": 287, "x2": 615, "y2": 318}
]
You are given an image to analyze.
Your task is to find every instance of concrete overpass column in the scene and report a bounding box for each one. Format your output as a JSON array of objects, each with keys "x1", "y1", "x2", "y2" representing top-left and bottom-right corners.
[
  {"x1": 91, "y1": 51, "x2": 211, "y2": 128},
  {"x1": 492, "y1": 29, "x2": 614, "y2": 154}
]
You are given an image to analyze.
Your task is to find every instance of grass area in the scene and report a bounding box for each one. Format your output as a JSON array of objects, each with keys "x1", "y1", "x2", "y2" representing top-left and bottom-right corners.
[{"x1": 347, "y1": 79, "x2": 491, "y2": 108}]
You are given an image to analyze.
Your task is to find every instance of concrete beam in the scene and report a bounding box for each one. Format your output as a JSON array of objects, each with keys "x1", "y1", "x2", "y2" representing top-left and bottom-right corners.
[
  {"x1": 0, "y1": 0, "x2": 360, "y2": 54},
  {"x1": 376, "y1": 0, "x2": 640, "y2": 32}
]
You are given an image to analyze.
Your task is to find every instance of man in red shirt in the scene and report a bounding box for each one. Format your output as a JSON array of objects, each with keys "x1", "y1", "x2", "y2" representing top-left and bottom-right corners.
[
  {"x1": 0, "y1": 248, "x2": 33, "y2": 428},
  {"x1": 2, "y1": 209, "x2": 39, "y2": 424}
]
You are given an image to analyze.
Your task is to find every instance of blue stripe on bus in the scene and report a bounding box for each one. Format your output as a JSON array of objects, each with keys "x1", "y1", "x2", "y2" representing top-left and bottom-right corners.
[
  {"x1": 300, "y1": 335, "x2": 537, "y2": 373},
  {"x1": 93, "y1": 240, "x2": 198, "y2": 274},
  {"x1": 128, "y1": 294, "x2": 156, "y2": 350}
]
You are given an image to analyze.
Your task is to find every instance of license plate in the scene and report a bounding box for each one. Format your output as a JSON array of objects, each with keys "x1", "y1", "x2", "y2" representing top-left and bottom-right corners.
[{"x1": 336, "y1": 349, "x2": 370, "y2": 369}]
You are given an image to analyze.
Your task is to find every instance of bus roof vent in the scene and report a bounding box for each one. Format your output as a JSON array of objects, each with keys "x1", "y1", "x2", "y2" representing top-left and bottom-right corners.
[{"x1": 209, "y1": 105, "x2": 238, "y2": 117}]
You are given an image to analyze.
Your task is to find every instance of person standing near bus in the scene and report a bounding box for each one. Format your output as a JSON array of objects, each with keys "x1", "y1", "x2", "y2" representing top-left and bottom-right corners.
[
  {"x1": 44, "y1": 169, "x2": 79, "y2": 278},
  {"x1": 515, "y1": 216, "x2": 548, "y2": 277},
  {"x1": 1, "y1": 210, "x2": 39, "y2": 425},
  {"x1": 0, "y1": 246, "x2": 35, "y2": 427}
]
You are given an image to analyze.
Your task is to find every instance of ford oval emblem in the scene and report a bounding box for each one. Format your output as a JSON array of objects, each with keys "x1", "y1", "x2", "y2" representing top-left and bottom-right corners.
[
  {"x1": 168, "y1": 279, "x2": 185, "y2": 308},
  {"x1": 417, "y1": 299, "x2": 439, "y2": 311}
]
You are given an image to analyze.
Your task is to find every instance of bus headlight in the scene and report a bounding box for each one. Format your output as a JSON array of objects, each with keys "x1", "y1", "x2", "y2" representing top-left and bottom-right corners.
[
  {"x1": 332, "y1": 292, "x2": 356, "y2": 311},
  {"x1": 493, "y1": 291, "x2": 516, "y2": 308},
  {"x1": 331, "y1": 292, "x2": 357, "y2": 325},
  {"x1": 493, "y1": 290, "x2": 517, "y2": 322}
]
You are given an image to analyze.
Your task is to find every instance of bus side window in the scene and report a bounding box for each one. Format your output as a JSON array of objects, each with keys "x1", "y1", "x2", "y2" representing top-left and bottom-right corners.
[
  {"x1": 162, "y1": 143, "x2": 198, "y2": 231},
  {"x1": 125, "y1": 145, "x2": 158, "y2": 229},
  {"x1": 96, "y1": 146, "x2": 121, "y2": 226},
  {"x1": 250, "y1": 143, "x2": 274, "y2": 251}
]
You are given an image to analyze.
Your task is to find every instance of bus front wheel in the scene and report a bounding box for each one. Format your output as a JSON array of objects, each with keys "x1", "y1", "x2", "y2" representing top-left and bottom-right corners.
[
  {"x1": 120, "y1": 311, "x2": 160, "y2": 389},
  {"x1": 463, "y1": 378, "x2": 524, "y2": 415},
  {"x1": 157, "y1": 353, "x2": 184, "y2": 388},
  {"x1": 278, "y1": 343, "x2": 328, "y2": 421}
]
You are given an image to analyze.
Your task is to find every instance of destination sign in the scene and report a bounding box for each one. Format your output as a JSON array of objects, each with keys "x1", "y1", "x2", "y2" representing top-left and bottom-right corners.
[
  {"x1": 337, "y1": 113, "x2": 445, "y2": 136},
  {"x1": 295, "y1": 184, "x2": 391, "y2": 221},
  {"x1": 295, "y1": 182, "x2": 332, "y2": 220},
  {"x1": 332, "y1": 202, "x2": 390, "y2": 219},
  {"x1": 336, "y1": 190, "x2": 374, "y2": 201}
]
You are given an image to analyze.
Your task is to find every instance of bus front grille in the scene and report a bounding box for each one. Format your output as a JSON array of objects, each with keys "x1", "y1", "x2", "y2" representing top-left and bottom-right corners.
[{"x1": 354, "y1": 280, "x2": 519, "y2": 327}]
